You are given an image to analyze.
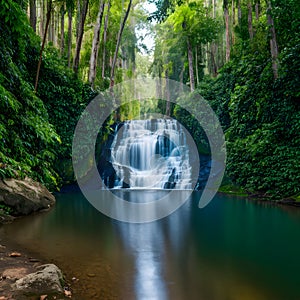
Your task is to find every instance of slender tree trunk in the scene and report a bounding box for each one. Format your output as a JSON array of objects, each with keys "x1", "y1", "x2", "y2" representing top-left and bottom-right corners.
[
  {"x1": 110, "y1": 0, "x2": 133, "y2": 87},
  {"x1": 255, "y1": 0, "x2": 260, "y2": 20},
  {"x1": 102, "y1": 1, "x2": 111, "y2": 79},
  {"x1": 209, "y1": 47, "x2": 218, "y2": 77},
  {"x1": 231, "y1": 0, "x2": 236, "y2": 44},
  {"x1": 232, "y1": 0, "x2": 235, "y2": 25},
  {"x1": 187, "y1": 37, "x2": 195, "y2": 92},
  {"x1": 35, "y1": 0, "x2": 52, "y2": 92},
  {"x1": 60, "y1": 4, "x2": 65, "y2": 56},
  {"x1": 210, "y1": 0, "x2": 218, "y2": 76},
  {"x1": 195, "y1": 46, "x2": 199, "y2": 86},
  {"x1": 54, "y1": 8, "x2": 58, "y2": 47},
  {"x1": 49, "y1": 10, "x2": 55, "y2": 43},
  {"x1": 248, "y1": 0, "x2": 254, "y2": 40},
  {"x1": 39, "y1": 0, "x2": 45, "y2": 37},
  {"x1": 179, "y1": 62, "x2": 184, "y2": 87},
  {"x1": 67, "y1": 6, "x2": 73, "y2": 68},
  {"x1": 224, "y1": 0, "x2": 230, "y2": 62},
  {"x1": 76, "y1": 0, "x2": 81, "y2": 42},
  {"x1": 29, "y1": 0, "x2": 36, "y2": 32},
  {"x1": 165, "y1": 69, "x2": 170, "y2": 116},
  {"x1": 73, "y1": 0, "x2": 89, "y2": 75},
  {"x1": 89, "y1": 0, "x2": 105, "y2": 87},
  {"x1": 267, "y1": 1, "x2": 279, "y2": 79},
  {"x1": 238, "y1": 0, "x2": 242, "y2": 25}
]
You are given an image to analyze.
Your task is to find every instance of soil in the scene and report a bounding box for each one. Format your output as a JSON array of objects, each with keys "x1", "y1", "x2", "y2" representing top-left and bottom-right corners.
[
  {"x1": 0, "y1": 219, "x2": 72, "y2": 300},
  {"x1": 0, "y1": 236, "x2": 42, "y2": 299}
]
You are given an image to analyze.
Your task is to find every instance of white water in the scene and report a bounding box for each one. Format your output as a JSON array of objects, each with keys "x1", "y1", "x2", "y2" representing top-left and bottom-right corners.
[{"x1": 110, "y1": 119, "x2": 192, "y2": 189}]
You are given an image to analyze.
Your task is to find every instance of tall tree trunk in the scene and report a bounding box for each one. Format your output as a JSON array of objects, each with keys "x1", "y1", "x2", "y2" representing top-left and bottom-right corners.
[
  {"x1": 238, "y1": 0, "x2": 242, "y2": 25},
  {"x1": 179, "y1": 62, "x2": 184, "y2": 87},
  {"x1": 232, "y1": 0, "x2": 236, "y2": 25},
  {"x1": 231, "y1": 0, "x2": 236, "y2": 44},
  {"x1": 60, "y1": 4, "x2": 65, "y2": 56},
  {"x1": 73, "y1": 0, "x2": 89, "y2": 75},
  {"x1": 89, "y1": 0, "x2": 105, "y2": 87},
  {"x1": 76, "y1": 0, "x2": 81, "y2": 42},
  {"x1": 255, "y1": 0, "x2": 260, "y2": 20},
  {"x1": 187, "y1": 37, "x2": 195, "y2": 92},
  {"x1": 54, "y1": 8, "x2": 59, "y2": 46},
  {"x1": 110, "y1": 0, "x2": 133, "y2": 87},
  {"x1": 267, "y1": 1, "x2": 279, "y2": 79},
  {"x1": 67, "y1": 5, "x2": 73, "y2": 68},
  {"x1": 39, "y1": 0, "x2": 45, "y2": 37},
  {"x1": 35, "y1": 0, "x2": 52, "y2": 92},
  {"x1": 29, "y1": 0, "x2": 36, "y2": 32},
  {"x1": 165, "y1": 69, "x2": 170, "y2": 116},
  {"x1": 224, "y1": 0, "x2": 230, "y2": 62},
  {"x1": 48, "y1": 9, "x2": 55, "y2": 44},
  {"x1": 248, "y1": 0, "x2": 254, "y2": 40},
  {"x1": 195, "y1": 46, "x2": 199, "y2": 87},
  {"x1": 210, "y1": 46, "x2": 218, "y2": 77},
  {"x1": 102, "y1": 1, "x2": 111, "y2": 79},
  {"x1": 210, "y1": 0, "x2": 218, "y2": 76}
]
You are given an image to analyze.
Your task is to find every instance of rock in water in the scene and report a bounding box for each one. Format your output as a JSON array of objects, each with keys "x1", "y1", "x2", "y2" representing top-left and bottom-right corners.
[
  {"x1": 0, "y1": 178, "x2": 55, "y2": 215},
  {"x1": 12, "y1": 264, "x2": 64, "y2": 296}
]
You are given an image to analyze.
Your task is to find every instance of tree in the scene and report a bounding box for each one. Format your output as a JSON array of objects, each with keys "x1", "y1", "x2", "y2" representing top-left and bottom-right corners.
[
  {"x1": 224, "y1": 0, "x2": 230, "y2": 61},
  {"x1": 267, "y1": 1, "x2": 279, "y2": 79},
  {"x1": 60, "y1": 3, "x2": 66, "y2": 56},
  {"x1": 110, "y1": 0, "x2": 133, "y2": 87},
  {"x1": 35, "y1": 0, "x2": 53, "y2": 92},
  {"x1": 29, "y1": 0, "x2": 36, "y2": 32},
  {"x1": 248, "y1": 0, "x2": 254, "y2": 40},
  {"x1": 73, "y1": 0, "x2": 89, "y2": 74},
  {"x1": 102, "y1": 0, "x2": 111, "y2": 79},
  {"x1": 67, "y1": 0, "x2": 73, "y2": 67},
  {"x1": 89, "y1": 0, "x2": 105, "y2": 86},
  {"x1": 167, "y1": 1, "x2": 219, "y2": 90}
]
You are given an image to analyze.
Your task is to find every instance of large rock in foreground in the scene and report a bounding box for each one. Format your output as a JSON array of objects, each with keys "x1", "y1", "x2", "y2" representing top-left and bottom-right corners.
[
  {"x1": 12, "y1": 264, "x2": 64, "y2": 296},
  {"x1": 0, "y1": 178, "x2": 55, "y2": 215}
]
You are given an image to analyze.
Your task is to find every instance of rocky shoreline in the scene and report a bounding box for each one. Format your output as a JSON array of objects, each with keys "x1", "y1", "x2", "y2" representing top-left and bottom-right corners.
[
  {"x1": 0, "y1": 237, "x2": 72, "y2": 300},
  {"x1": 0, "y1": 178, "x2": 71, "y2": 299}
]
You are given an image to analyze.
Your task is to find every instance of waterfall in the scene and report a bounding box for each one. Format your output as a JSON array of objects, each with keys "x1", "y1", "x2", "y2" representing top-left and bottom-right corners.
[{"x1": 110, "y1": 119, "x2": 193, "y2": 189}]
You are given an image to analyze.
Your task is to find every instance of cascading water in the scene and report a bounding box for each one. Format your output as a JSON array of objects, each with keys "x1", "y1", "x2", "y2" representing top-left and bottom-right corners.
[{"x1": 110, "y1": 119, "x2": 193, "y2": 189}]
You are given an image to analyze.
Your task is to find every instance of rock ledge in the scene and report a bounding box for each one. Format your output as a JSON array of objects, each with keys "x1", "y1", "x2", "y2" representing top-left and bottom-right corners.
[{"x1": 0, "y1": 177, "x2": 55, "y2": 216}]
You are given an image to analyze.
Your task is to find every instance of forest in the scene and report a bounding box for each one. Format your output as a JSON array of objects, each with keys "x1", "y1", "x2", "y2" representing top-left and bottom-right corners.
[{"x1": 0, "y1": 0, "x2": 299, "y2": 200}]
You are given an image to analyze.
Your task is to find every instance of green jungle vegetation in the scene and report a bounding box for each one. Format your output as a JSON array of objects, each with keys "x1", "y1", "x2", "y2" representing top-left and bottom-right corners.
[{"x1": 0, "y1": 0, "x2": 299, "y2": 200}]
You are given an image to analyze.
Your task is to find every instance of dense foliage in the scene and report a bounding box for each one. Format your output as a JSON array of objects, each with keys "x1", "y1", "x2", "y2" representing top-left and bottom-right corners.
[
  {"x1": 0, "y1": 0, "x2": 299, "y2": 201},
  {"x1": 0, "y1": 1, "x2": 94, "y2": 189},
  {"x1": 198, "y1": 1, "x2": 300, "y2": 199},
  {"x1": 150, "y1": 0, "x2": 300, "y2": 199}
]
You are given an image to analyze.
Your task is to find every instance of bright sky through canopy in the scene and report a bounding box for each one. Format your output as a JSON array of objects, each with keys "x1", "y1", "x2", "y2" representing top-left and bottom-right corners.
[{"x1": 135, "y1": 1, "x2": 157, "y2": 54}]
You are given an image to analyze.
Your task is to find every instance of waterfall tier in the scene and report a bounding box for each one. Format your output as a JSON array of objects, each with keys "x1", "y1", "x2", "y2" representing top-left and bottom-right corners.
[{"x1": 110, "y1": 119, "x2": 193, "y2": 189}]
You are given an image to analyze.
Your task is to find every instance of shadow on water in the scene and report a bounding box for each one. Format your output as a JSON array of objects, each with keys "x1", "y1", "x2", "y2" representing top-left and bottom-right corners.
[{"x1": 1, "y1": 191, "x2": 300, "y2": 299}]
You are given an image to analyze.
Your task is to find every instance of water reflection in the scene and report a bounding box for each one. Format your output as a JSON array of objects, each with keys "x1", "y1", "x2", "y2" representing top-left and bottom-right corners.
[
  {"x1": 113, "y1": 190, "x2": 191, "y2": 300},
  {"x1": 1, "y1": 192, "x2": 300, "y2": 299},
  {"x1": 117, "y1": 222, "x2": 168, "y2": 300}
]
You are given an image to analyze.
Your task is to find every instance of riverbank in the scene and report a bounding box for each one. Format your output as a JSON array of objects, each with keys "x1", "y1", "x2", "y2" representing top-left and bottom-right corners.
[
  {"x1": 0, "y1": 233, "x2": 75, "y2": 299},
  {"x1": 0, "y1": 178, "x2": 73, "y2": 299},
  {"x1": 218, "y1": 184, "x2": 300, "y2": 207}
]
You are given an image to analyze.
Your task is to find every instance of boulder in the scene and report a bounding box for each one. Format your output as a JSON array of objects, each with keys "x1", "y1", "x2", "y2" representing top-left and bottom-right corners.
[
  {"x1": 0, "y1": 178, "x2": 55, "y2": 216},
  {"x1": 12, "y1": 264, "x2": 64, "y2": 296}
]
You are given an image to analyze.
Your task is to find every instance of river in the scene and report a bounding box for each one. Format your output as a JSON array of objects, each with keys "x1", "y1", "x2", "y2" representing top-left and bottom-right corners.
[{"x1": 1, "y1": 191, "x2": 300, "y2": 299}]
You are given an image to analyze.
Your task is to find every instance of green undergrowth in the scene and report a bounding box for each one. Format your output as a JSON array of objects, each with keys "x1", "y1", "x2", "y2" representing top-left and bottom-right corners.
[{"x1": 0, "y1": 1, "x2": 95, "y2": 189}]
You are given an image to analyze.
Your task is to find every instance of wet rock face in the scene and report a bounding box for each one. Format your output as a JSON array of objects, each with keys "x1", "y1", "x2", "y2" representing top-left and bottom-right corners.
[
  {"x1": 0, "y1": 178, "x2": 55, "y2": 216},
  {"x1": 12, "y1": 264, "x2": 64, "y2": 296}
]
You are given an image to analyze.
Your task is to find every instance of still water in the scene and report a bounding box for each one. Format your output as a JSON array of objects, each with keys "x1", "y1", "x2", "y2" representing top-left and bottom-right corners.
[{"x1": 1, "y1": 191, "x2": 300, "y2": 300}]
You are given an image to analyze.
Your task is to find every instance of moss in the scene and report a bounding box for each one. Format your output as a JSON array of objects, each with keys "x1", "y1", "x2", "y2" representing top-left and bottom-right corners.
[
  {"x1": 291, "y1": 195, "x2": 300, "y2": 202},
  {"x1": 218, "y1": 184, "x2": 248, "y2": 197}
]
